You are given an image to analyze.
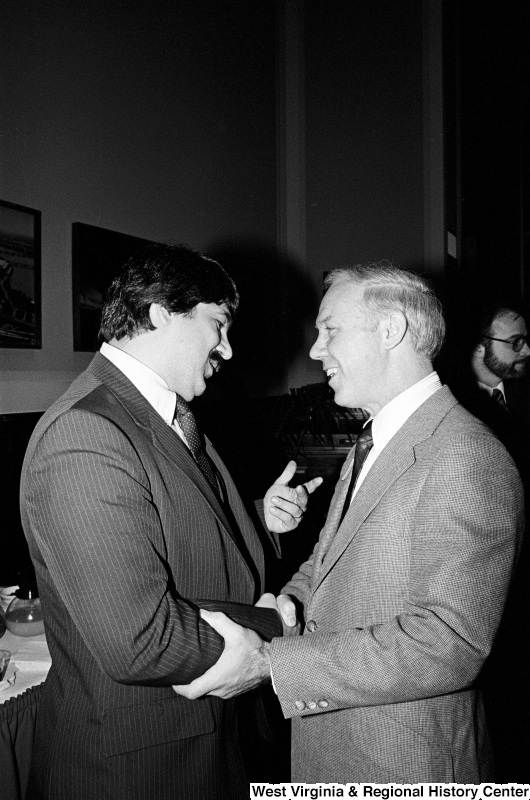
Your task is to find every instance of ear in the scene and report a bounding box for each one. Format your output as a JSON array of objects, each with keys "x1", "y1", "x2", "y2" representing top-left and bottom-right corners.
[
  {"x1": 472, "y1": 342, "x2": 486, "y2": 360},
  {"x1": 149, "y1": 303, "x2": 172, "y2": 329},
  {"x1": 382, "y1": 310, "x2": 407, "y2": 350}
]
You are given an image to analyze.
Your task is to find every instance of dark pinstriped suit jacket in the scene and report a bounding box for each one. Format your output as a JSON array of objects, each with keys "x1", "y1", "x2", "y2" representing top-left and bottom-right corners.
[{"x1": 20, "y1": 354, "x2": 282, "y2": 800}]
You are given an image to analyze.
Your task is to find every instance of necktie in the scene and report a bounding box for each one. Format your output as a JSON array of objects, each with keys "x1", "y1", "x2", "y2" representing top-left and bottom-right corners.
[
  {"x1": 174, "y1": 394, "x2": 221, "y2": 497},
  {"x1": 492, "y1": 388, "x2": 509, "y2": 411},
  {"x1": 340, "y1": 421, "x2": 373, "y2": 524}
]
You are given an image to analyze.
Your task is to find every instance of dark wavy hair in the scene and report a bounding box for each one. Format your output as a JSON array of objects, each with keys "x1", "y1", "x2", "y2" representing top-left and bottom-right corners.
[
  {"x1": 476, "y1": 302, "x2": 526, "y2": 343},
  {"x1": 99, "y1": 242, "x2": 239, "y2": 342}
]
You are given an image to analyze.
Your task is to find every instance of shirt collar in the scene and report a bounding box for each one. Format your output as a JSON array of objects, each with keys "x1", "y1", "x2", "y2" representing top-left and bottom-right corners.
[
  {"x1": 371, "y1": 371, "x2": 442, "y2": 452},
  {"x1": 477, "y1": 380, "x2": 506, "y2": 400},
  {"x1": 100, "y1": 342, "x2": 177, "y2": 425}
]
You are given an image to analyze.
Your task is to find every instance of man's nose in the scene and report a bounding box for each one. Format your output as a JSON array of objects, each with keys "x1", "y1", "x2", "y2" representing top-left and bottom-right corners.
[
  {"x1": 309, "y1": 334, "x2": 325, "y2": 361},
  {"x1": 218, "y1": 332, "x2": 233, "y2": 360}
]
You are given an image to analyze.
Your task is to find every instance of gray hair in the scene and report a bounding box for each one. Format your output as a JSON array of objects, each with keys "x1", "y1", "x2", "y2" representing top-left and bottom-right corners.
[{"x1": 325, "y1": 261, "x2": 445, "y2": 360}]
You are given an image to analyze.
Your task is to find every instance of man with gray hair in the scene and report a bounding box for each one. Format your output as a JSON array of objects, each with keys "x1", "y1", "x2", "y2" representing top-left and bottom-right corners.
[{"x1": 174, "y1": 262, "x2": 523, "y2": 783}]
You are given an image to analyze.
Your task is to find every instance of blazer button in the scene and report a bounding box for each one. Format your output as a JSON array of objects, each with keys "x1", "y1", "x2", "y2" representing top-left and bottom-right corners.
[
  {"x1": 306, "y1": 619, "x2": 318, "y2": 632},
  {"x1": 317, "y1": 699, "x2": 329, "y2": 709},
  {"x1": 307, "y1": 701, "x2": 317, "y2": 710},
  {"x1": 295, "y1": 700, "x2": 306, "y2": 711}
]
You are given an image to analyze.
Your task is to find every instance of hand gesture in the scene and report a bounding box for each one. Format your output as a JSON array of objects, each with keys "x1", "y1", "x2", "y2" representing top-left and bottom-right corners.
[{"x1": 264, "y1": 461, "x2": 322, "y2": 533}]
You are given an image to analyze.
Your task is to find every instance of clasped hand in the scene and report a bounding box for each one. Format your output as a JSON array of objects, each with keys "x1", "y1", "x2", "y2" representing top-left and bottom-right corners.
[
  {"x1": 172, "y1": 593, "x2": 299, "y2": 700},
  {"x1": 264, "y1": 460, "x2": 323, "y2": 533}
]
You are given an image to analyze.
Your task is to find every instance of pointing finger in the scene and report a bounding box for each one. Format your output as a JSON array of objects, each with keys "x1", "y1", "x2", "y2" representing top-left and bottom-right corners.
[{"x1": 274, "y1": 460, "x2": 298, "y2": 486}]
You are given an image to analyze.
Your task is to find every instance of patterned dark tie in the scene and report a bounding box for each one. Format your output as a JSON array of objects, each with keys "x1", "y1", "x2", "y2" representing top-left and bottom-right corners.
[
  {"x1": 340, "y1": 421, "x2": 374, "y2": 524},
  {"x1": 492, "y1": 388, "x2": 509, "y2": 412},
  {"x1": 174, "y1": 394, "x2": 221, "y2": 497}
]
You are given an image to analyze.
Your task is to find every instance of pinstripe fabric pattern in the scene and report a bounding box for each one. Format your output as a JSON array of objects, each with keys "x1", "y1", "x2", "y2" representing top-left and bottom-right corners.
[
  {"x1": 20, "y1": 354, "x2": 281, "y2": 800},
  {"x1": 270, "y1": 387, "x2": 524, "y2": 783}
]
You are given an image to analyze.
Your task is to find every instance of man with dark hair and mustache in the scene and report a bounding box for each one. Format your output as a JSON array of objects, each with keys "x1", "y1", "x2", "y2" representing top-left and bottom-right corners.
[{"x1": 20, "y1": 242, "x2": 321, "y2": 800}]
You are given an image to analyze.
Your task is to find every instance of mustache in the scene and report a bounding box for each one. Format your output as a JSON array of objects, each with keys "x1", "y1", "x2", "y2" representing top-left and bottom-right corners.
[{"x1": 209, "y1": 350, "x2": 223, "y2": 373}]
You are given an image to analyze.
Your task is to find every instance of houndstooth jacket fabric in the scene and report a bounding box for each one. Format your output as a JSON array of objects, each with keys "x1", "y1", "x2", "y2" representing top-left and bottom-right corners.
[
  {"x1": 20, "y1": 353, "x2": 281, "y2": 800},
  {"x1": 270, "y1": 386, "x2": 524, "y2": 783}
]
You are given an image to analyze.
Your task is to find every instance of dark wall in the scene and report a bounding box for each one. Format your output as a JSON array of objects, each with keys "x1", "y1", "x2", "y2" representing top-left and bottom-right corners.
[
  {"x1": 1, "y1": 1, "x2": 429, "y2": 406},
  {"x1": 305, "y1": 0, "x2": 425, "y2": 273},
  {"x1": 445, "y1": 1, "x2": 529, "y2": 308},
  {"x1": 0, "y1": 0, "x2": 279, "y2": 398}
]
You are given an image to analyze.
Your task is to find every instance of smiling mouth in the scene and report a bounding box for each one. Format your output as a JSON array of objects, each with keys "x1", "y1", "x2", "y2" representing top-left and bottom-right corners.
[{"x1": 326, "y1": 367, "x2": 338, "y2": 381}]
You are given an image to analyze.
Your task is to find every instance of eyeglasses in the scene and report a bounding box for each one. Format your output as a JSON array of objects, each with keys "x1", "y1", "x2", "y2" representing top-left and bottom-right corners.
[{"x1": 484, "y1": 335, "x2": 530, "y2": 353}]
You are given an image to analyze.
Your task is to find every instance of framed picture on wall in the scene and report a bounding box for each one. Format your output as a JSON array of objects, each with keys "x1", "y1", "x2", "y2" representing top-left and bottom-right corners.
[
  {"x1": 0, "y1": 199, "x2": 41, "y2": 348},
  {"x1": 72, "y1": 222, "x2": 155, "y2": 351}
]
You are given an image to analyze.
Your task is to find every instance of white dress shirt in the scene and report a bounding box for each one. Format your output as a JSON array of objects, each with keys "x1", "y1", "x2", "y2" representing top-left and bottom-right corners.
[
  {"x1": 100, "y1": 342, "x2": 188, "y2": 445},
  {"x1": 477, "y1": 380, "x2": 507, "y2": 403},
  {"x1": 351, "y1": 371, "x2": 443, "y2": 501}
]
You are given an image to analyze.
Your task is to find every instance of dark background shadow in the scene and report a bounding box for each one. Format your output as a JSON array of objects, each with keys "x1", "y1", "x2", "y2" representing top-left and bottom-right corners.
[{"x1": 195, "y1": 240, "x2": 332, "y2": 586}]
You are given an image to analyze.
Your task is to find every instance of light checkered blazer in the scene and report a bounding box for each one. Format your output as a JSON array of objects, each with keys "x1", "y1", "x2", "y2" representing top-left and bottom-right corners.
[
  {"x1": 270, "y1": 386, "x2": 524, "y2": 783},
  {"x1": 20, "y1": 354, "x2": 281, "y2": 800}
]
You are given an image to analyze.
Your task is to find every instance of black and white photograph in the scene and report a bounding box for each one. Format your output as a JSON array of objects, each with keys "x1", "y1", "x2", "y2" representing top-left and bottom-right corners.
[{"x1": 1, "y1": 3, "x2": 530, "y2": 798}]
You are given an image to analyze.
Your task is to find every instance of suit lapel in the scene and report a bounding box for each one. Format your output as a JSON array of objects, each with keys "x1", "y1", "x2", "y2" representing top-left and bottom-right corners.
[
  {"x1": 87, "y1": 354, "x2": 239, "y2": 545},
  {"x1": 315, "y1": 386, "x2": 459, "y2": 588}
]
